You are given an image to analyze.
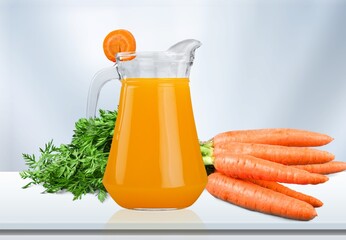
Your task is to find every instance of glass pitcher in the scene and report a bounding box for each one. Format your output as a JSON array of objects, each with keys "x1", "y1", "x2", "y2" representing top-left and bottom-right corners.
[{"x1": 86, "y1": 39, "x2": 207, "y2": 209}]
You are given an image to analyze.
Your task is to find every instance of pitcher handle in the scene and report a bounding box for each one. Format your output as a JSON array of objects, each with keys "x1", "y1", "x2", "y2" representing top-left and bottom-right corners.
[{"x1": 86, "y1": 65, "x2": 119, "y2": 118}]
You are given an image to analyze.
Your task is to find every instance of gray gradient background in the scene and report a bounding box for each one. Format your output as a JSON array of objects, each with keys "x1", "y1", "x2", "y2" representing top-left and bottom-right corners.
[{"x1": 1, "y1": 0, "x2": 345, "y2": 171}]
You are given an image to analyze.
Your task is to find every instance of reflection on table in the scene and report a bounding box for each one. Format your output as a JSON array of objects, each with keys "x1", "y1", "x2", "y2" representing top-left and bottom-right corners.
[{"x1": 105, "y1": 208, "x2": 205, "y2": 229}]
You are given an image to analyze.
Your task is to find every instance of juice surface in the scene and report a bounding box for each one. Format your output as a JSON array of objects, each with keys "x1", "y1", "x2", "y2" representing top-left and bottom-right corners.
[{"x1": 103, "y1": 78, "x2": 207, "y2": 209}]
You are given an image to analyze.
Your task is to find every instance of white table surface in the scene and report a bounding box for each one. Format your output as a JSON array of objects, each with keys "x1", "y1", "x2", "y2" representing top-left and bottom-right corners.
[{"x1": 1, "y1": 171, "x2": 346, "y2": 231}]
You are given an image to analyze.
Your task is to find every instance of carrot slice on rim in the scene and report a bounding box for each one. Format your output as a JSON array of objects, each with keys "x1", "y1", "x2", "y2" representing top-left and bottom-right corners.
[{"x1": 103, "y1": 29, "x2": 136, "y2": 62}]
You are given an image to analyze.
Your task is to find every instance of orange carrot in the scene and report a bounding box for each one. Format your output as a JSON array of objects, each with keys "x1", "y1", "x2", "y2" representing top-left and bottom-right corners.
[
  {"x1": 211, "y1": 154, "x2": 328, "y2": 185},
  {"x1": 206, "y1": 172, "x2": 317, "y2": 221},
  {"x1": 213, "y1": 128, "x2": 333, "y2": 147},
  {"x1": 103, "y1": 29, "x2": 136, "y2": 62},
  {"x1": 247, "y1": 179, "x2": 323, "y2": 207},
  {"x1": 213, "y1": 142, "x2": 334, "y2": 165},
  {"x1": 292, "y1": 161, "x2": 346, "y2": 175}
]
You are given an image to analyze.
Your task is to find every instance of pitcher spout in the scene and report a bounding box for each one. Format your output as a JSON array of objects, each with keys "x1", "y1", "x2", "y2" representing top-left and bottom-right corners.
[{"x1": 167, "y1": 39, "x2": 202, "y2": 62}]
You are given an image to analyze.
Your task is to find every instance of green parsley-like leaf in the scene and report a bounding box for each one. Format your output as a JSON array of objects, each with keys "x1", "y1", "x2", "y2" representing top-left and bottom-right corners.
[{"x1": 19, "y1": 109, "x2": 117, "y2": 202}]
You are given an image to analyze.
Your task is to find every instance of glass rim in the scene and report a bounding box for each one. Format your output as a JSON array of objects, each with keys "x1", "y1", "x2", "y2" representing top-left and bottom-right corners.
[{"x1": 116, "y1": 51, "x2": 194, "y2": 63}]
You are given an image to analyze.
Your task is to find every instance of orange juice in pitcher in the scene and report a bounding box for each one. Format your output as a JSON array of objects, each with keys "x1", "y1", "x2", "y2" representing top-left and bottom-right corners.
[{"x1": 86, "y1": 40, "x2": 207, "y2": 209}]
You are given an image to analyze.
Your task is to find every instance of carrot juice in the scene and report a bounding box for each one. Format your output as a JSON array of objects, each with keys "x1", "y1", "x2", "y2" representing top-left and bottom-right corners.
[{"x1": 102, "y1": 78, "x2": 207, "y2": 209}]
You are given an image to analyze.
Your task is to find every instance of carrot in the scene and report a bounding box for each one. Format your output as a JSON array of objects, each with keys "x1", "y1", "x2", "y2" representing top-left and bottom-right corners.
[
  {"x1": 210, "y1": 154, "x2": 328, "y2": 185},
  {"x1": 213, "y1": 128, "x2": 333, "y2": 147},
  {"x1": 103, "y1": 29, "x2": 136, "y2": 62},
  {"x1": 206, "y1": 172, "x2": 317, "y2": 221},
  {"x1": 247, "y1": 179, "x2": 323, "y2": 207},
  {"x1": 291, "y1": 161, "x2": 346, "y2": 175},
  {"x1": 213, "y1": 142, "x2": 334, "y2": 165}
]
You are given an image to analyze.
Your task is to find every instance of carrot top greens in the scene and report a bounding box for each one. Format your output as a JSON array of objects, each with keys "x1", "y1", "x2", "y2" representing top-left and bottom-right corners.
[{"x1": 19, "y1": 110, "x2": 117, "y2": 202}]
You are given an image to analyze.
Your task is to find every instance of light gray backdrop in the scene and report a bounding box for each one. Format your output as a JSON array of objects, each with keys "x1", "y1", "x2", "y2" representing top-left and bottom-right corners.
[{"x1": 1, "y1": 0, "x2": 345, "y2": 171}]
